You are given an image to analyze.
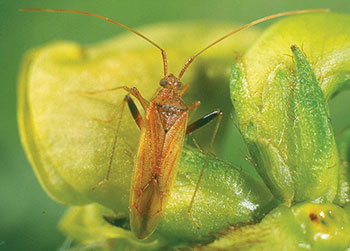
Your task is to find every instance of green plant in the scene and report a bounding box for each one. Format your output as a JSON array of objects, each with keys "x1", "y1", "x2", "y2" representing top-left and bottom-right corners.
[{"x1": 18, "y1": 13, "x2": 350, "y2": 250}]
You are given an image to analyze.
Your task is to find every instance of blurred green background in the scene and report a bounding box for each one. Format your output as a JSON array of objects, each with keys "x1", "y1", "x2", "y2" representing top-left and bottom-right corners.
[{"x1": 1, "y1": 0, "x2": 349, "y2": 250}]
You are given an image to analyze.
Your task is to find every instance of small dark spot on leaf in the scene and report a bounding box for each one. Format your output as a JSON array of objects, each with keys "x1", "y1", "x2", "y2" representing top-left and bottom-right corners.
[{"x1": 309, "y1": 213, "x2": 318, "y2": 223}]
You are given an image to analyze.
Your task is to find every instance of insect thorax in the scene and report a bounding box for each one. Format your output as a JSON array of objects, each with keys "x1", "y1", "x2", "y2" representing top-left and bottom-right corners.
[{"x1": 153, "y1": 88, "x2": 188, "y2": 133}]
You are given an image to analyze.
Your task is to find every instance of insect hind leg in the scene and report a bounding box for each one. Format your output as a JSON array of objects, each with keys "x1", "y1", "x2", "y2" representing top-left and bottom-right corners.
[{"x1": 185, "y1": 109, "x2": 223, "y2": 228}]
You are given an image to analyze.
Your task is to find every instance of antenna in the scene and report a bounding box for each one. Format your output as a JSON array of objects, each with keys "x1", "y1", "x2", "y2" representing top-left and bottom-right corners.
[
  {"x1": 20, "y1": 8, "x2": 329, "y2": 80},
  {"x1": 19, "y1": 8, "x2": 169, "y2": 77},
  {"x1": 177, "y1": 9, "x2": 329, "y2": 80}
]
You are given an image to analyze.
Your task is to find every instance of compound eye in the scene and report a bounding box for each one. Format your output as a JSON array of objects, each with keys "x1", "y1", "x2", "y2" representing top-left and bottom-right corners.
[{"x1": 160, "y1": 79, "x2": 168, "y2": 87}]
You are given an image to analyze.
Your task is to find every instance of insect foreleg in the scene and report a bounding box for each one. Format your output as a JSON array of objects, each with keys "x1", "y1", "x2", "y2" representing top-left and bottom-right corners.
[
  {"x1": 83, "y1": 85, "x2": 149, "y2": 111},
  {"x1": 179, "y1": 83, "x2": 190, "y2": 96},
  {"x1": 187, "y1": 100, "x2": 201, "y2": 122},
  {"x1": 92, "y1": 94, "x2": 145, "y2": 190},
  {"x1": 92, "y1": 95, "x2": 130, "y2": 190}
]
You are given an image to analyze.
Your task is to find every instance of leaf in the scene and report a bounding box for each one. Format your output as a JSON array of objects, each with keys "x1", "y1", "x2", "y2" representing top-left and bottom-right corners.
[
  {"x1": 202, "y1": 203, "x2": 350, "y2": 250},
  {"x1": 58, "y1": 204, "x2": 163, "y2": 250},
  {"x1": 59, "y1": 145, "x2": 276, "y2": 248}
]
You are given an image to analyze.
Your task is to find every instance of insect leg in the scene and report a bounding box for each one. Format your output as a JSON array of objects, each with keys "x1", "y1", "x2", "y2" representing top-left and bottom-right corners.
[
  {"x1": 187, "y1": 101, "x2": 201, "y2": 121},
  {"x1": 82, "y1": 85, "x2": 149, "y2": 111},
  {"x1": 92, "y1": 96, "x2": 128, "y2": 190},
  {"x1": 185, "y1": 110, "x2": 223, "y2": 228},
  {"x1": 92, "y1": 95, "x2": 144, "y2": 190},
  {"x1": 93, "y1": 106, "x2": 121, "y2": 124},
  {"x1": 179, "y1": 83, "x2": 190, "y2": 96},
  {"x1": 125, "y1": 95, "x2": 143, "y2": 129},
  {"x1": 186, "y1": 110, "x2": 222, "y2": 135}
]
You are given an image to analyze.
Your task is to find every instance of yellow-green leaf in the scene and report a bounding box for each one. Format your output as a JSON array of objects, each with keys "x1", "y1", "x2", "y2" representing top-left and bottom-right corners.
[{"x1": 203, "y1": 203, "x2": 350, "y2": 250}]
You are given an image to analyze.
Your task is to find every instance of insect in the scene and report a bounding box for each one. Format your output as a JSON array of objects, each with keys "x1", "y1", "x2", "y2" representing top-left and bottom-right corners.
[{"x1": 20, "y1": 8, "x2": 328, "y2": 240}]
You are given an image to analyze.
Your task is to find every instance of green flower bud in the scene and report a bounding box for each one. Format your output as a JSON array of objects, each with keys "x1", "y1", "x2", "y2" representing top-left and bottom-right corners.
[
  {"x1": 334, "y1": 127, "x2": 350, "y2": 206},
  {"x1": 230, "y1": 13, "x2": 350, "y2": 203}
]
